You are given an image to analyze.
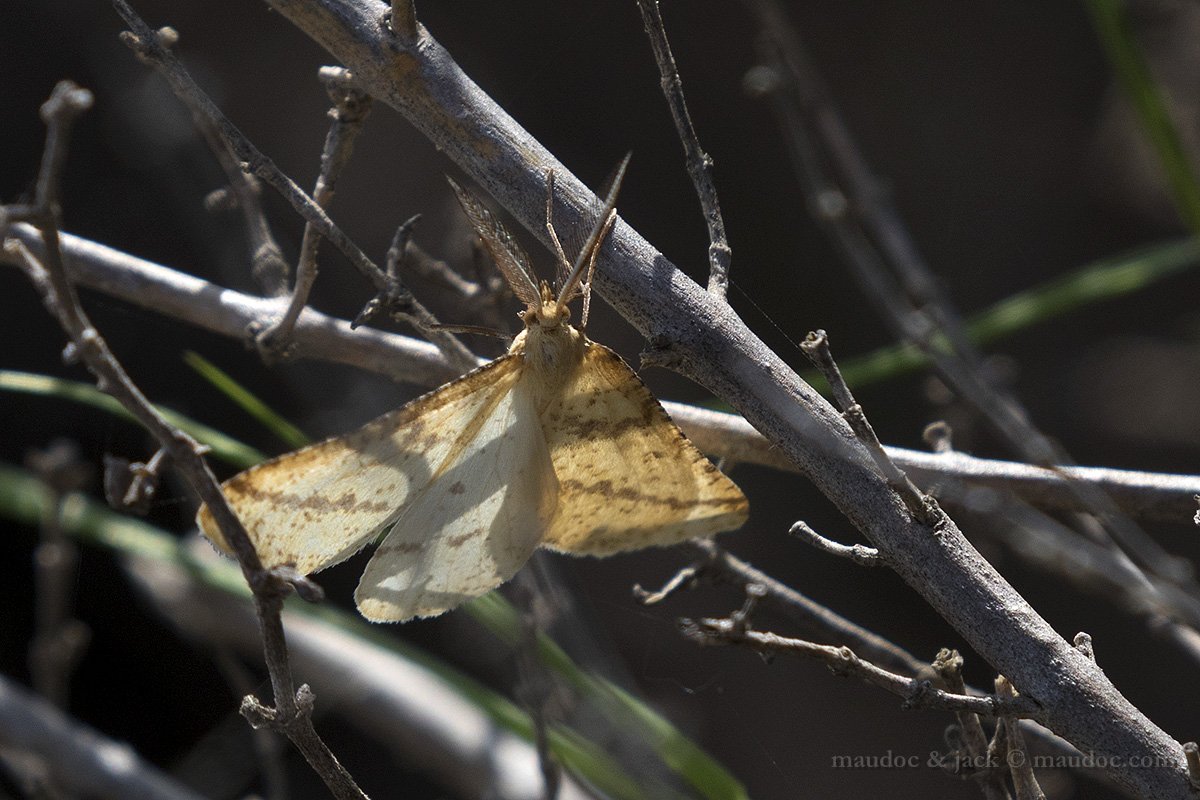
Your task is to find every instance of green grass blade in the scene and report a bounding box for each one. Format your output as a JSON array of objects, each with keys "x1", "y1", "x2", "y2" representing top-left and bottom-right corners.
[
  {"x1": 182, "y1": 351, "x2": 310, "y2": 450},
  {"x1": 0, "y1": 370, "x2": 265, "y2": 469},
  {"x1": 830, "y1": 236, "x2": 1200, "y2": 389},
  {"x1": 1085, "y1": 0, "x2": 1200, "y2": 233}
]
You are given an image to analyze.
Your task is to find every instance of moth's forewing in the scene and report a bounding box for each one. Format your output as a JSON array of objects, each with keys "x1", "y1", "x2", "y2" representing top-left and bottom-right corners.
[
  {"x1": 537, "y1": 342, "x2": 748, "y2": 555},
  {"x1": 196, "y1": 357, "x2": 526, "y2": 576}
]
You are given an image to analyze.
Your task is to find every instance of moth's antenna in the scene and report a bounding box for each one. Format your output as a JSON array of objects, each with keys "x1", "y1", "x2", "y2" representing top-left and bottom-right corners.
[
  {"x1": 544, "y1": 169, "x2": 572, "y2": 282},
  {"x1": 555, "y1": 152, "x2": 632, "y2": 313},
  {"x1": 579, "y1": 209, "x2": 616, "y2": 329}
]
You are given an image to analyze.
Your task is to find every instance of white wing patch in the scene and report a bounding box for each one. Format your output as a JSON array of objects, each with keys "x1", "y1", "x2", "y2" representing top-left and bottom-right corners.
[{"x1": 355, "y1": 376, "x2": 557, "y2": 621}]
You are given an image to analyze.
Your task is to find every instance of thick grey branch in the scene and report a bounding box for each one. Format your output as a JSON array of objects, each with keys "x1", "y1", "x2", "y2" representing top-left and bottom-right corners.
[{"x1": 248, "y1": 4, "x2": 1191, "y2": 795}]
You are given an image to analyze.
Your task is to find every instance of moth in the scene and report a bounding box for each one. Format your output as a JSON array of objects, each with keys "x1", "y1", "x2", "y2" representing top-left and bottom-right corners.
[{"x1": 197, "y1": 158, "x2": 748, "y2": 622}]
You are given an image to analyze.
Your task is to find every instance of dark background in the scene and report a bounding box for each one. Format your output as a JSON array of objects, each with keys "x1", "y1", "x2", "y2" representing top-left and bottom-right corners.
[{"x1": 3, "y1": 1, "x2": 1200, "y2": 798}]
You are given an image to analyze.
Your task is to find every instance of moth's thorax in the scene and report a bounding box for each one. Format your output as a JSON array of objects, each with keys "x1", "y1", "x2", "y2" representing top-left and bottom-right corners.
[{"x1": 510, "y1": 311, "x2": 586, "y2": 396}]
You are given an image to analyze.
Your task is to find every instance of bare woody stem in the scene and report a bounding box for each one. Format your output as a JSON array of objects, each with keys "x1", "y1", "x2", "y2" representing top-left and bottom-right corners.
[
  {"x1": 635, "y1": 0, "x2": 732, "y2": 298},
  {"x1": 800, "y1": 329, "x2": 939, "y2": 526},
  {"x1": 249, "y1": 3, "x2": 1192, "y2": 795},
  {"x1": 7, "y1": 222, "x2": 1200, "y2": 526},
  {"x1": 258, "y1": 67, "x2": 373, "y2": 357},
  {"x1": 2, "y1": 81, "x2": 368, "y2": 800},
  {"x1": 682, "y1": 618, "x2": 1042, "y2": 720}
]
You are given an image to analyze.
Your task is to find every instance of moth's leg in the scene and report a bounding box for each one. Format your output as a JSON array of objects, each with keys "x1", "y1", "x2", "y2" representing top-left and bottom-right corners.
[
  {"x1": 581, "y1": 208, "x2": 617, "y2": 330},
  {"x1": 544, "y1": 169, "x2": 572, "y2": 278}
]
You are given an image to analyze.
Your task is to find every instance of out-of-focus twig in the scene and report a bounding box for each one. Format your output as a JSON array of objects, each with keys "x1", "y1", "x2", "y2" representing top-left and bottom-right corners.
[
  {"x1": 744, "y1": 0, "x2": 1200, "y2": 672},
  {"x1": 24, "y1": 440, "x2": 92, "y2": 709},
  {"x1": 0, "y1": 673, "x2": 207, "y2": 800}
]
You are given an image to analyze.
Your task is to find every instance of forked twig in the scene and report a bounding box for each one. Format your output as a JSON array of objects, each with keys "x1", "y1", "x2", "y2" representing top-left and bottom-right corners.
[
  {"x1": 257, "y1": 67, "x2": 373, "y2": 358},
  {"x1": 3, "y1": 80, "x2": 368, "y2": 800}
]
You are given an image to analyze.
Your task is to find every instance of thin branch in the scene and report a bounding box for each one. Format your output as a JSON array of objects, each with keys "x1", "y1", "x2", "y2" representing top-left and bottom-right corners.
[
  {"x1": 681, "y1": 618, "x2": 1041, "y2": 720},
  {"x1": 127, "y1": 549, "x2": 597, "y2": 800},
  {"x1": 950, "y1": 481, "x2": 1200, "y2": 668},
  {"x1": 997, "y1": 677, "x2": 1047, "y2": 800},
  {"x1": 635, "y1": 0, "x2": 731, "y2": 298},
  {"x1": 801, "y1": 330, "x2": 939, "y2": 525},
  {"x1": 744, "y1": 0, "x2": 1199, "y2": 623},
  {"x1": 174, "y1": 31, "x2": 287, "y2": 298},
  {"x1": 744, "y1": 0, "x2": 978, "y2": 361},
  {"x1": 257, "y1": 67, "x2": 373, "y2": 358},
  {"x1": 639, "y1": 542, "x2": 1076, "y2": 768},
  {"x1": 9, "y1": 8, "x2": 1197, "y2": 790},
  {"x1": 25, "y1": 440, "x2": 92, "y2": 709},
  {"x1": 933, "y1": 650, "x2": 1010, "y2": 800},
  {"x1": 112, "y1": 10, "x2": 384, "y2": 295},
  {"x1": 2, "y1": 81, "x2": 367, "y2": 800},
  {"x1": 788, "y1": 520, "x2": 881, "y2": 567},
  {"x1": 511, "y1": 581, "x2": 563, "y2": 800},
  {"x1": 632, "y1": 560, "x2": 703, "y2": 606},
  {"x1": 7, "y1": 222, "x2": 1200, "y2": 526},
  {"x1": 682, "y1": 539, "x2": 927, "y2": 679}
]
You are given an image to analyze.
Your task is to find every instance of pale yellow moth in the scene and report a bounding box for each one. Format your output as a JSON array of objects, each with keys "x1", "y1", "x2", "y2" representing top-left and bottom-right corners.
[{"x1": 197, "y1": 159, "x2": 748, "y2": 622}]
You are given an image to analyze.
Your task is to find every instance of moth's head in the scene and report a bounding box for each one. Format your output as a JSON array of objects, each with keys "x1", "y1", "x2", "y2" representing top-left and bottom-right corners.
[{"x1": 522, "y1": 280, "x2": 571, "y2": 331}]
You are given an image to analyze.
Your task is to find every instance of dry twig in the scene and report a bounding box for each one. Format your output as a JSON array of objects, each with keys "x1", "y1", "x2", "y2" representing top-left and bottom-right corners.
[
  {"x1": 6, "y1": 0, "x2": 1197, "y2": 790},
  {"x1": 110, "y1": 0, "x2": 475, "y2": 374},
  {"x1": 24, "y1": 441, "x2": 91, "y2": 709},
  {"x1": 256, "y1": 66, "x2": 373, "y2": 358},
  {"x1": 635, "y1": 0, "x2": 732, "y2": 298},
  {"x1": 2, "y1": 79, "x2": 367, "y2": 800},
  {"x1": 682, "y1": 617, "x2": 1041, "y2": 720},
  {"x1": 801, "y1": 329, "x2": 940, "y2": 525},
  {"x1": 788, "y1": 519, "x2": 881, "y2": 567}
]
